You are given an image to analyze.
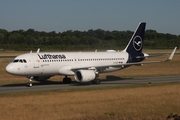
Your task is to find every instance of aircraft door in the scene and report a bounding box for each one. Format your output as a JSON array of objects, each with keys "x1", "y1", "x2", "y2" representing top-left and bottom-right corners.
[
  {"x1": 127, "y1": 54, "x2": 132, "y2": 63},
  {"x1": 32, "y1": 55, "x2": 40, "y2": 68}
]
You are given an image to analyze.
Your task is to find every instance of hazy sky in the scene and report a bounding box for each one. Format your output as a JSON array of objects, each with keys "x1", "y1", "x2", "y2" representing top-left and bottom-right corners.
[{"x1": 0, "y1": 0, "x2": 179, "y2": 35}]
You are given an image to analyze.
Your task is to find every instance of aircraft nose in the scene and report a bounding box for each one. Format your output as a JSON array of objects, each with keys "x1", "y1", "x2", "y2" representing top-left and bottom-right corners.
[{"x1": 6, "y1": 64, "x2": 16, "y2": 75}]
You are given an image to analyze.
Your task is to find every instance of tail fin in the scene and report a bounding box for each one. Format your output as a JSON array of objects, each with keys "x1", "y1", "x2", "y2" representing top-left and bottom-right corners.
[{"x1": 123, "y1": 22, "x2": 146, "y2": 54}]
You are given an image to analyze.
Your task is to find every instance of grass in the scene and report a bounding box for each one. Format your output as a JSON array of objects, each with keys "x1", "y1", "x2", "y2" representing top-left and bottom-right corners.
[
  {"x1": 0, "y1": 49, "x2": 179, "y2": 120},
  {"x1": 0, "y1": 83, "x2": 180, "y2": 120}
]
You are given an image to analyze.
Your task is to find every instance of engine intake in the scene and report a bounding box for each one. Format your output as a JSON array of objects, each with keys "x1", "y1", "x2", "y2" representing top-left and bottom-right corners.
[{"x1": 74, "y1": 70, "x2": 96, "y2": 82}]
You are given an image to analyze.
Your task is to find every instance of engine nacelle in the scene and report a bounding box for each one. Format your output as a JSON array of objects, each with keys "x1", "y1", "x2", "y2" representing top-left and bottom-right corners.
[
  {"x1": 32, "y1": 76, "x2": 51, "y2": 81},
  {"x1": 74, "y1": 70, "x2": 96, "y2": 82}
]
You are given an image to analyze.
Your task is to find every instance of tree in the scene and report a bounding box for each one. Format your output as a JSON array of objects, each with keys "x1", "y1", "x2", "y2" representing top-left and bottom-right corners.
[{"x1": 0, "y1": 27, "x2": 178, "y2": 50}]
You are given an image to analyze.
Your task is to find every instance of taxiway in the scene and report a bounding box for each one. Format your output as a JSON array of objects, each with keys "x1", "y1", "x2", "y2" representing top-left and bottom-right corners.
[{"x1": 0, "y1": 75, "x2": 179, "y2": 93}]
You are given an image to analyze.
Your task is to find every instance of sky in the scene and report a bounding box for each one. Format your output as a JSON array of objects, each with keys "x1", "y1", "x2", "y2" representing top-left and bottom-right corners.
[{"x1": 0, "y1": 0, "x2": 180, "y2": 35}]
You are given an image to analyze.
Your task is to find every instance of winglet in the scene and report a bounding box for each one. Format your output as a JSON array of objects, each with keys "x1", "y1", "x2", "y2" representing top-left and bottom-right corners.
[{"x1": 167, "y1": 47, "x2": 177, "y2": 61}]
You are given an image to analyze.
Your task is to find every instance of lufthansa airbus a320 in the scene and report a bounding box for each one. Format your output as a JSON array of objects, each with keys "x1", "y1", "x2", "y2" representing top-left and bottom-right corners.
[{"x1": 6, "y1": 22, "x2": 177, "y2": 87}]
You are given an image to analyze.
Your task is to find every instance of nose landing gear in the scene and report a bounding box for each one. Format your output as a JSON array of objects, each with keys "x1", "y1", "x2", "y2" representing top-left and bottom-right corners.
[{"x1": 27, "y1": 76, "x2": 33, "y2": 87}]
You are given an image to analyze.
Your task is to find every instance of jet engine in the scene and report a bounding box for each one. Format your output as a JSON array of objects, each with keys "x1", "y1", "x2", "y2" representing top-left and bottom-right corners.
[{"x1": 74, "y1": 70, "x2": 96, "y2": 82}]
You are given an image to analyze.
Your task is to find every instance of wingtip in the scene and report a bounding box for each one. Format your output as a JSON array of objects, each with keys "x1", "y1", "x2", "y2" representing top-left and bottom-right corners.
[{"x1": 167, "y1": 47, "x2": 177, "y2": 61}]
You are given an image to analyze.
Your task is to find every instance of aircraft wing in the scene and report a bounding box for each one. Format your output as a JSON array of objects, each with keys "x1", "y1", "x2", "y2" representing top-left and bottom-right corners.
[{"x1": 71, "y1": 47, "x2": 177, "y2": 71}]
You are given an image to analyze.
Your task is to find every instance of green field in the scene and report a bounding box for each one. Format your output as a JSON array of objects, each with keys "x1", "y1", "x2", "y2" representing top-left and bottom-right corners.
[{"x1": 0, "y1": 50, "x2": 179, "y2": 120}]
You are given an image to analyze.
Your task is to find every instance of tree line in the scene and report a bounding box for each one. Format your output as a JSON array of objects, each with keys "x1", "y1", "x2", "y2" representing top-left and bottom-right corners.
[{"x1": 0, "y1": 28, "x2": 179, "y2": 51}]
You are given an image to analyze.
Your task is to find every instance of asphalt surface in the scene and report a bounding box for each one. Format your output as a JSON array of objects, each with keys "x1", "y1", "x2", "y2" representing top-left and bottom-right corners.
[{"x1": 0, "y1": 75, "x2": 179, "y2": 93}]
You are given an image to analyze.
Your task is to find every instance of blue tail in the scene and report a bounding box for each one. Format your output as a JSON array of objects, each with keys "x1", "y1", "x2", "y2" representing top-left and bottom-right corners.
[
  {"x1": 123, "y1": 22, "x2": 146, "y2": 54},
  {"x1": 123, "y1": 22, "x2": 146, "y2": 62}
]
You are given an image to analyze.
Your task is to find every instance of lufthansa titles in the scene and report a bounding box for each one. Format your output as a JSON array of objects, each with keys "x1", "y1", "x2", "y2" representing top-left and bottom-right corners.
[{"x1": 38, "y1": 54, "x2": 66, "y2": 59}]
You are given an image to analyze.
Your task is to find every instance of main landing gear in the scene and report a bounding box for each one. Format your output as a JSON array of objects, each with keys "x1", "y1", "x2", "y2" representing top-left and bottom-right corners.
[
  {"x1": 27, "y1": 76, "x2": 33, "y2": 87},
  {"x1": 63, "y1": 76, "x2": 72, "y2": 84},
  {"x1": 92, "y1": 79, "x2": 101, "y2": 84}
]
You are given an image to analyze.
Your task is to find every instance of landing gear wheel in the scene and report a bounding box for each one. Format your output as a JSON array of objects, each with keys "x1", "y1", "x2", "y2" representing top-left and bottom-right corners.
[
  {"x1": 27, "y1": 83, "x2": 32, "y2": 87},
  {"x1": 27, "y1": 76, "x2": 33, "y2": 87},
  {"x1": 92, "y1": 79, "x2": 101, "y2": 84},
  {"x1": 63, "y1": 77, "x2": 72, "y2": 84}
]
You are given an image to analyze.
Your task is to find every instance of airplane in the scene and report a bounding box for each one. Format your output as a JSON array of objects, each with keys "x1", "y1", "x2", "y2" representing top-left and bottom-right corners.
[{"x1": 5, "y1": 22, "x2": 177, "y2": 87}]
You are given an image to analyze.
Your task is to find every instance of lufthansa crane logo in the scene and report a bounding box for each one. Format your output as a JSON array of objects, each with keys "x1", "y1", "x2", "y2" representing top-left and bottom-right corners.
[{"x1": 133, "y1": 36, "x2": 142, "y2": 51}]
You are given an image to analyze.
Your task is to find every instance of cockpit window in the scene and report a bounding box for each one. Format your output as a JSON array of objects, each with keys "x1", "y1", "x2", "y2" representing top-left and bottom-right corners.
[
  {"x1": 12, "y1": 59, "x2": 19, "y2": 63},
  {"x1": 23, "y1": 59, "x2": 27, "y2": 63},
  {"x1": 12, "y1": 59, "x2": 27, "y2": 63},
  {"x1": 19, "y1": 59, "x2": 23, "y2": 63}
]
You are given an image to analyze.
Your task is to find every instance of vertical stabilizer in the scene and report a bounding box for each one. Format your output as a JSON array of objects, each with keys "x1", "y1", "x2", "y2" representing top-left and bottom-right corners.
[{"x1": 123, "y1": 22, "x2": 146, "y2": 54}]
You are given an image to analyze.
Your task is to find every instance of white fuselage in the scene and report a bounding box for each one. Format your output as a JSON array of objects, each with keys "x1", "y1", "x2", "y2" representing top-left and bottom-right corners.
[{"x1": 6, "y1": 51, "x2": 129, "y2": 77}]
